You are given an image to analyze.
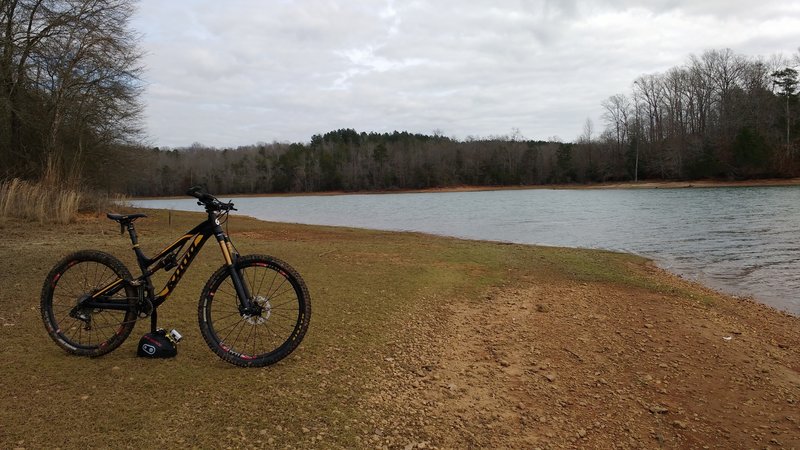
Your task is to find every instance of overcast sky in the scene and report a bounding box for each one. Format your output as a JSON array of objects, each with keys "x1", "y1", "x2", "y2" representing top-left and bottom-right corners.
[{"x1": 131, "y1": 0, "x2": 800, "y2": 148}]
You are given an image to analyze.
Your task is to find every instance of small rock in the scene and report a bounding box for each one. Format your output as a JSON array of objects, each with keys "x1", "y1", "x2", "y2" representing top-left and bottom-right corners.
[
  {"x1": 649, "y1": 405, "x2": 669, "y2": 414},
  {"x1": 545, "y1": 373, "x2": 557, "y2": 382},
  {"x1": 302, "y1": 427, "x2": 310, "y2": 433},
  {"x1": 536, "y1": 304, "x2": 549, "y2": 313},
  {"x1": 499, "y1": 360, "x2": 510, "y2": 367},
  {"x1": 672, "y1": 420, "x2": 687, "y2": 429},
  {"x1": 577, "y1": 429, "x2": 587, "y2": 438},
  {"x1": 644, "y1": 323, "x2": 654, "y2": 329}
]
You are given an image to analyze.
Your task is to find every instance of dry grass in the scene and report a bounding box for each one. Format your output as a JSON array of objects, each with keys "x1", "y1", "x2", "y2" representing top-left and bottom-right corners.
[
  {"x1": 79, "y1": 189, "x2": 130, "y2": 213},
  {"x1": 0, "y1": 178, "x2": 129, "y2": 223},
  {"x1": 0, "y1": 178, "x2": 81, "y2": 223}
]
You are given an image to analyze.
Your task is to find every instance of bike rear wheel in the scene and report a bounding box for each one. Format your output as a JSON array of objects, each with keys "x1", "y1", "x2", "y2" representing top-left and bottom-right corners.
[
  {"x1": 198, "y1": 255, "x2": 311, "y2": 367},
  {"x1": 41, "y1": 250, "x2": 138, "y2": 357}
]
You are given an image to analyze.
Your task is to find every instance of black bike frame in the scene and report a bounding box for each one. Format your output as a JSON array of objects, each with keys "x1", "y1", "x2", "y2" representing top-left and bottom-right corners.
[{"x1": 80, "y1": 211, "x2": 252, "y2": 314}]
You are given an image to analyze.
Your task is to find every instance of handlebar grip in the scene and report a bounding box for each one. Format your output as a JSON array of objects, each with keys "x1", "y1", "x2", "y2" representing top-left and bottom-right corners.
[
  {"x1": 187, "y1": 186, "x2": 215, "y2": 204},
  {"x1": 186, "y1": 186, "x2": 235, "y2": 212},
  {"x1": 187, "y1": 186, "x2": 204, "y2": 199}
]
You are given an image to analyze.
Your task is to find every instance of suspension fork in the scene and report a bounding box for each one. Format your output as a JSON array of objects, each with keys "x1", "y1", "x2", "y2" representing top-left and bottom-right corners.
[{"x1": 215, "y1": 232, "x2": 253, "y2": 311}]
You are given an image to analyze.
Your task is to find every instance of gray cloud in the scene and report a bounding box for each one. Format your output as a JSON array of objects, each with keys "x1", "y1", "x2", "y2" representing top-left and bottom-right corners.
[{"x1": 133, "y1": 0, "x2": 800, "y2": 147}]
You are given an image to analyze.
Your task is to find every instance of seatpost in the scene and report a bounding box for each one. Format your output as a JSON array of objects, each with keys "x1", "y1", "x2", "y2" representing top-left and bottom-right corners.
[
  {"x1": 126, "y1": 222, "x2": 148, "y2": 266},
  {"x1": 123, "y1": 220, "x2": 158, "y2": 329}
]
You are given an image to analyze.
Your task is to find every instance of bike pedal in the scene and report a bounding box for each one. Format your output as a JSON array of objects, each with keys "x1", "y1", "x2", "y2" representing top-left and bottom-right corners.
[{"x1": 168, "y1": 329, "x2": 183, "y2": 344}]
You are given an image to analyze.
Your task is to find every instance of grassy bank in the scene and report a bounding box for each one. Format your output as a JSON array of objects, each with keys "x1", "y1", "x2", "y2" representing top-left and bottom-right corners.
[
  {"x1": 0, "y1": 210, "x2": 797, "y2": 448},
  {"x1": 0, "y1": 178, "x2": 81, "y2": 223},
  {"x1": 0, "y1": 178, "x2": 127, "y2": 223}
]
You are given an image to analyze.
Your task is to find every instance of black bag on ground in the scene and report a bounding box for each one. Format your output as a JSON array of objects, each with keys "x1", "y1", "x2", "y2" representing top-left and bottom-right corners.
[{"x1": 137, "y1": 329, "x2": 177, "y2": 358}]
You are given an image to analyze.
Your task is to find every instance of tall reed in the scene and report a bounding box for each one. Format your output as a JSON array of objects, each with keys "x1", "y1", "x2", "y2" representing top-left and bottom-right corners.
[{"x1": 0, "y1": 178, "x2": 82, "y2": 223}]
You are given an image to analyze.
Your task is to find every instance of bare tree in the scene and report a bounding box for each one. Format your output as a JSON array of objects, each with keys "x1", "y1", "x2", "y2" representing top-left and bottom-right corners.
[
  {"x1": 601, "y1": 94, "x2": 630, "y2": 153},
  {"x1": 771, "y1": 67, "x2": 798, "y2": 153},
  {"x1": 0, "y1": 0, "x2": 142, "y2": 183}
]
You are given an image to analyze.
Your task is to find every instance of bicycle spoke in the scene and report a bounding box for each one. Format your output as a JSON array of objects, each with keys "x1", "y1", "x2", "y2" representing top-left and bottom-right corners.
[
  {"x1": 268, "y1": 309, "x2": 299, "y2": 321},
  {"x1": 270, "y1": 297, "x2": 300, "y2": 309},
  {"x1": 44, "y1": 254, "x2": 136, "y2": 354},
  {"x1": 212, "y1": 310, "x2": 243, "y2": 322},
  {"x1": 218, "y1": 316, "x2": 247, "y2": 343},
  {"x1": 200, "y1": 256, "x2": 309, "y2": 366},
  {"x1": 263, "y1": 269, "x2": 279, "y2": 300},
  {"x1": 252, "y1": 266, "x2": 269, "y2": 298},
  {"x1": 244, "y1": 322, "x2": 256, "y2": 356}
]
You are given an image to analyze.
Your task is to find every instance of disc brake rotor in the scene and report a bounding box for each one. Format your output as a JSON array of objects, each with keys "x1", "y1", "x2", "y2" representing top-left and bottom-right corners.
[{"x1": 244, "y1": 295, "x2": 271, "y2": 325}]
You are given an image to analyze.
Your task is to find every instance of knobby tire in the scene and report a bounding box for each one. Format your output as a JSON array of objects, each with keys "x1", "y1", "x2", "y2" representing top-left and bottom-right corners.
[
  {"x1": 41, "y1": 250, "x2": 138, "y2": 357},
  {"x1": 198, "y1": 255, "x2": 311, "y2": 367}
]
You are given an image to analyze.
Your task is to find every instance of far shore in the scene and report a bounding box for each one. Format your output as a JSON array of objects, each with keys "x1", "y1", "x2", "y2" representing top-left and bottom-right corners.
[{"x1": 134, "y1": 177, "x2": 800, "y2": 200}]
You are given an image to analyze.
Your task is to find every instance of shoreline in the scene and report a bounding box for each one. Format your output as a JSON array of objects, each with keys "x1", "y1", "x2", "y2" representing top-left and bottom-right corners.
[
  {"x1": 134, "y1": 177, "x2": 800, "y2": 200},
  {"x1": 130, "y1": 186, "x2": 800, "y2": 316}
]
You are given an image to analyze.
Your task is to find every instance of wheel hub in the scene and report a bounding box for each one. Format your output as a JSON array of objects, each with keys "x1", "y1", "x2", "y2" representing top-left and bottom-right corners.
[
  {"x1": 69, "y1": 294, "x2": 94, "y2": 330},
  {"x1": 243, "y1": 295, "x2": 271, "y2": 324}
]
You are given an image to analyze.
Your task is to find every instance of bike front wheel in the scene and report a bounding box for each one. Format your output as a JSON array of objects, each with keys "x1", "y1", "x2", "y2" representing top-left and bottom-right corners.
[
  {"x1": 198, "y1": 255, "x2": 311, "y2": 367},
  {"x1": 41, "y1": 250, "x2": 138, "y2": 357}
]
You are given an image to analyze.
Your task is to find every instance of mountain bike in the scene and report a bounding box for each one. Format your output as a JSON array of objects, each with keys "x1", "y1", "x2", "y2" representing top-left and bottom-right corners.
[{"x1": 40, "y1": 187, "x2": 311, "y2": 367}]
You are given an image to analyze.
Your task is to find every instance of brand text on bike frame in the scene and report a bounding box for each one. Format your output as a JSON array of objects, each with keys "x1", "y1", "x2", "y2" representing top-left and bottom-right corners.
[{"x1": 78, "y1": 210, "x2": 252, "y2": 330}]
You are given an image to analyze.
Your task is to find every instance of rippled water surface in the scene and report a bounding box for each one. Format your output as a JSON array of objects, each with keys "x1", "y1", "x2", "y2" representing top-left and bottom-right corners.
[{"x1": 134, "y1": 187, "x2": 800, "y2": 314}]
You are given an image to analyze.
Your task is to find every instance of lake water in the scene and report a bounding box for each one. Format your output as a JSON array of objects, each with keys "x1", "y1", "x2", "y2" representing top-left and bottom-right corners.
[{"x1": 133, "y1": 187, "x2": 800, "y2": 315}]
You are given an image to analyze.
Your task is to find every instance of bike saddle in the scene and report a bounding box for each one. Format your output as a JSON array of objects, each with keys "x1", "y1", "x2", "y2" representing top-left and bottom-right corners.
[{"x1": 106, "y1": 213, "x2": 147, "y2": 223}]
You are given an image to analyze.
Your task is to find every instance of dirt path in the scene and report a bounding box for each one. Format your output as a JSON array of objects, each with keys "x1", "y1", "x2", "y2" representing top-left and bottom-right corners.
[{"x1": 367, "y1": 268, "x2": 800, "y2": 449}]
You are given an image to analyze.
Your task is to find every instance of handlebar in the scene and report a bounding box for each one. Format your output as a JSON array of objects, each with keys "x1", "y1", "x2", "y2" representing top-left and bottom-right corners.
[{"x1": 186, "y1": 186, "x2": 236, "y2": 212}]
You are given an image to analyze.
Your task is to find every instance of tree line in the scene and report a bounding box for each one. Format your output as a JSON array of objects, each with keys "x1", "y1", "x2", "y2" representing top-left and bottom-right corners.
[
  {"x1": 119, "y1": 132, "x2": 572, "y2": 196},
  {"x1": 599, "y1": 49, "x2": 798, "y2": 181},
  {"x1": 119, "y1": 48, "x2": 799, "y2": 197},
  {"x1": 1, "y1": 2, "x2": 797, "y2": 198}
]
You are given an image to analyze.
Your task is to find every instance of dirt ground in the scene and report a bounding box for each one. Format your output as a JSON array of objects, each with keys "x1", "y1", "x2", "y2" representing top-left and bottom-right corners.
[
  {"x1": 364, "y1": 265, "x2": 800, "y2": 449},
  {"x1": 1, "y1": 212, "x2": 798, "y2": 449}
]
